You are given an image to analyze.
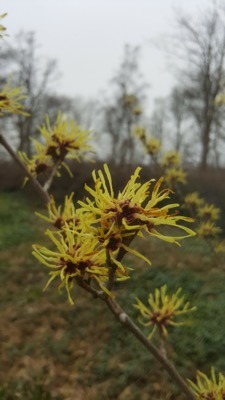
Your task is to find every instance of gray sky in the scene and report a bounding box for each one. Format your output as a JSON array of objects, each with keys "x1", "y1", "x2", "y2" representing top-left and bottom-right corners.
[{"x1": 4, "y1": 0, "x2": 212, "y2": 108}]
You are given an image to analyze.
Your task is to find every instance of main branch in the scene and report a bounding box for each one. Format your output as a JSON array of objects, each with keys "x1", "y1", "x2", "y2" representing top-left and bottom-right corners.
[
  {"x1": 105, "y1": 296, "x2": 195, "y2": 400},
  {"x1": 0, "y1": 134, "x2": 50, "y2": 203}
]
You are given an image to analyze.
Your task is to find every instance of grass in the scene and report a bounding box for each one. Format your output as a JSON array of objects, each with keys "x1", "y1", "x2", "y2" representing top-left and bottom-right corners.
[{"x1": 0, "y1": 191, "x2": 224, "y2": 399}]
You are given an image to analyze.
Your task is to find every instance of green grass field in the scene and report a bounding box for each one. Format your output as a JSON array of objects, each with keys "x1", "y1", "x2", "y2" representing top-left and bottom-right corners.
[{"x1": 0, "y1": 191, "x2": 224, "y2": 400}]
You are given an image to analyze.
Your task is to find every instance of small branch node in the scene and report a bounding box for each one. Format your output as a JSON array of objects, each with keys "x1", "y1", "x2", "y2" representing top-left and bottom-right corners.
[{"x1": 119, "y1": 312, "x2": 127, "y2": 324}]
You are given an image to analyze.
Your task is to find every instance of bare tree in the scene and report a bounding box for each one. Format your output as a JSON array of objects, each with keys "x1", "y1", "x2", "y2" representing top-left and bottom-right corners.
[
  {"x1": 169, "y1": 87, "x2": 187, "y2": 152},
  {"x1": 102, "y1": 45, "x2": 147, "y2": 165},
  {"x1": 149, "y1": 97, "x2": 168, "y2": 144},
  {"x1": 173, "y1": 2, "x2": 225, "y2": 169},
  {"x1": 0, "y1": 31, "x2": 58, "y2": 156}
]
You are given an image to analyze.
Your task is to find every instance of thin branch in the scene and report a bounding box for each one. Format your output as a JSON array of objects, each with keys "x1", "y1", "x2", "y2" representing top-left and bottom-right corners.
[
  {"x1": 0, "y1": 133, "x2": 50, "y2": 204},
  {"x1": 75, "y1": 276, "x2": 105, "y2": 299},
  {"x1": 43, "y1": 160, "x2": 61, "y2": 192},
  {"x1": 106, "y1": 248, "x2": 117, "y2": 291},
  {"x1": 105, "y1": 296, "x2": 195, "y2": 400}
]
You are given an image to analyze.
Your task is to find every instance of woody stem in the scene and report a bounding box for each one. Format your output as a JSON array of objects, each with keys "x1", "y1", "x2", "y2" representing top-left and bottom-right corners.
[
  {"x1": 104, "y1": 296, "x2": 195, "y2": 400},
  {"x1": 0, "y1": 134, "x2": 50, "y2": 203}
]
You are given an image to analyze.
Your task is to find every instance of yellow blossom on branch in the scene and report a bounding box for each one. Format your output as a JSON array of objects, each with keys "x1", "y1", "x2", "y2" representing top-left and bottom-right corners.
[
  {"x1": 0, "y1": 12, "x2": 7, "y2": 38},
  {"x1": 214, "y1": 240, "x2": 225, "y2": 254},
  {"x1": 19, "y1": 148, "x2": 54, "y2": 180},
  {"x1": 132, "y1": 106, "x2": 142, "y2": 116},
  {"x1": 164, "y1": 167, "x2": 187, "y2": 186},
  {"x1": 79, "y1": 164, "x2": 195, "y2": 247},
  {"x1": 133, "y1": 125, "x2": 146, "y2": 140},
  {"x1": 36, "y1": 193, "x2": 79, "y2": 230},
  {"x1": 19, "y1": 112, "x2": 94, "y2": 181},
  {"x1": 32, "y1": 228, "x2": 116, "y2": 304},
  {"x1": 123, "y1": 94, "x2": 136, "y2": 108},
  {"x1": 134, "y1": 285, "x2": 196, "y2": 338},
  {"x1": 0, "y1": 82, "x2": 27, "y2": 116},
  {"x1": 145, "y1": 137, "x2": 161, "y2": 156},
  {"x1": 32, "y1": 165, "x2": 196, "y2": 304},
  {"x1": 188, "y1": 368, "x2": 225, "y2": 400},
  {"x1": 197, "y1": 221, "x2": 222, "y2": 239},
  {"x1": 39, "y1": 112, "x2": 93, "y2": 164},
  {"x1": 160, "y1": 150, "x2": 181, "y2": 168},
  {"x1": 35, "y1": 193, "x2": 97, "y2": 238},
  {"x1": 184, "y1": 192, "x2": 204, "y2": 210},
  {"x1": 215, "y1": 92, "x2": 225, "y2": 106},
  {"x1": 198, "y1": 203, "x2": 220, "y2": 222}
]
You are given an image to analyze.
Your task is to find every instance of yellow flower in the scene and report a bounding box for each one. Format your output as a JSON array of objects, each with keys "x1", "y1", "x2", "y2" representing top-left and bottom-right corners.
[
  {"x1": 0, "y1": 13, "x2": 7, "y2": 38},
  {"x1": 123, "y1": 94, "x2": 136, "y2": 107},
  {"x1": 93, "y1": 223, "x2": 150, "y2": 269},
  {"x1": 188, "y1": 368, "x2": 225, "y2": 400},
  {"x1": 39, "y1": 113, "x2": 93, "y2": 165},
  {"x1": 214, "y1": 240, "x2": 225, "y2": 254},
  {"x1": 134, "y1": 285, "x2": 196, "y2": 338},
  {"x1": 198, "y1": 203, "x2": 220, "y2": 222},
  {"x1": 32, "y1": 228, "x2": 113, "y2": 304},
  {"x1": 184, "y1": 192, "x2": 204, "y2": 210},
  {"x1": 19, "y1": 112, "x2": 94, "y2": 180},
  {"x1": 132, "y1": 106, "x2": 142, "y2": 116},
  {"x1": 36, "y1": 193, "x2": 80, "y2": 230},
  {"x1": 164, "y1": 167, "x2": 187, "y2": 186},
  {"x1": 79, "y1": 164, "x2": 195, "y2": 248},
  {"x1": 145, "y1": 137, "x2": 161, "y2": 156},
  {"x1": 133, "y1": 125, "x2": 146, "y2": 140},
  {"x1": 161, "y1": 150, "x2": 181, "y2": 168},
  {"x1": 215, "y1": 92, "x2": 225, "y2": 106},
  {"x1": 0, "y1": 82, "x2": 27, "y2": 116},
  {"x1": 35, "y1": 194, "x2": 97, "y2": 241},
  {"x1": 197, "y1": 221, "x2": 222, "y2": 239},
  {"x1": 19, "y1": 149, "x2": 54, "y2": 179}
]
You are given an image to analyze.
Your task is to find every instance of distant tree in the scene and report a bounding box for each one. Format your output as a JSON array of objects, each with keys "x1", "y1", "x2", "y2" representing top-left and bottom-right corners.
[
  {"x1": 169, "y1": 87, "x2": 187, "y2": 152},
  {"x1": 173, "y1": 2, "x2": 225, "y2": 169},
  {"x1": 149, "y1": 97, "x2": 168, "y2": 144},
  {"x1": 102, "y1": 44, "x2": 147, "y2": 165},
  {"x1": 0, "y1": 31, "x2": 58, "y2": 156}
]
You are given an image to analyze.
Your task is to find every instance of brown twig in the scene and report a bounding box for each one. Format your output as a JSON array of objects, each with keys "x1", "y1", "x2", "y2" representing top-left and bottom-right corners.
[
  {"x1": 43, "y1": 160, "x2": 61, "y2": 192},
  {"x1": 106, "y1": 248, "x2": 117, "y2": 291},
  {"x1": 0, "y1": 133, "x2": 50, "y2": 204},
  {"x1": 104, "y1": 296, "x2": 195, "y2": 400},
  {"x1": 75, "y1": 277, "x2": 105, "y2": 299}
]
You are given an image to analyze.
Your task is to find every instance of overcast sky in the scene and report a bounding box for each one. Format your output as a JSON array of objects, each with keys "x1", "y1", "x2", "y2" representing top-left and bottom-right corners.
[{"x1": 4, "y1": 0, "x2": 212, "y2": 110}]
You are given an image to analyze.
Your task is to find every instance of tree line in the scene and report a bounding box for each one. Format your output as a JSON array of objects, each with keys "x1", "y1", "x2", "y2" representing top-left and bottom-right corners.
[{"x1": 1, "y1": 1, "x2": 225, "y2": 169}]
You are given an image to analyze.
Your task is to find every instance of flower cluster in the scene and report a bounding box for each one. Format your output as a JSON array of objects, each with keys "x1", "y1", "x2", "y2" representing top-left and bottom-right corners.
[
  {"x1": 184, "y1": 192, "x2": 204, "y2": 213},
  {"x1": 134, "y1": 128, "x2": 186, "y2": 187},
  {"x1": 160, "y1": 150, "x2": 181, "y2": 168},
  {"x1": 122, "y1": 94, "x2": 142, "y2": 117},
  {"x1": 134, "y1": 285, "x2": 196, "y2": 338},
  {"x1": 158, "y1": 151, "x2": 187, "y2": 187},
  {"x1": 133, "y1": 123, "x2": 224, "y2": 253},
  {"x1": 0, "y1": 14, "x2": 26, "y2": 117},
  {"x1": 33, "y1": 229, "x2": 112, "y2": 304},
  {"x1": 198, "y1": 203, "x2": 220, "y2": 222},
  {"x1": 133, "y1": 125, "x2": 146, "y2": 140},
  {"x1": 164, "y1": 167, "x2": 187, "y2": 187},
  {"x1": 196, "y1": 221, "x2": 222, "y2": 240},
  {"x1": 183, "y1": 196, "x2": 222, "y2": 242},
  {"x1": 188, "y1": 368, "x2": 225, "y2": 400},
  {"x1": 33, "y1": 164, "x2": 195, "y2": 303},
  {"x1": 133, "y1": 125, "x2": 161, "y2": 157},
  {"x1": 19, "y1": 112, "x2": 93, "y2": 181},
  {"x1": 145, "y1": 137, "x2": 161, "y2": 156},
  {"x1": 0, "y1": 12, "x2": 7, "y2": 38},
  {"x1": 0, "y1": 82, "x2": 27, "y2": 116}
]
